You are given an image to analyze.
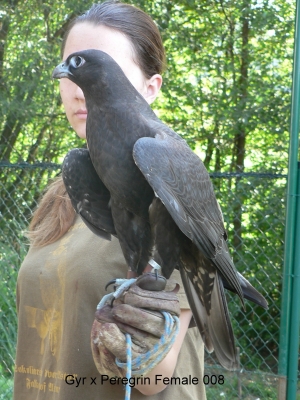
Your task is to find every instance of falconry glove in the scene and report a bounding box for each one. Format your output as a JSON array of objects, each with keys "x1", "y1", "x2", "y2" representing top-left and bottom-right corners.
[{"x1": 91, "y1": 273, "x2": 180, "y2": 378}]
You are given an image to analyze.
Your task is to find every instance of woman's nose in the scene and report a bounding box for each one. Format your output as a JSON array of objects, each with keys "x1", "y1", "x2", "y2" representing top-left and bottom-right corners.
[{"x1": 75, "y1": 85, "x2": 85, "y2": 100}]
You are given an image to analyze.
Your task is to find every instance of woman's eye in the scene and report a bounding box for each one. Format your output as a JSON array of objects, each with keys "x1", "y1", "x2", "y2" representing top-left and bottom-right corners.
[{"x1": 70, "y1": 56, "x2": 86, "y2": 68}]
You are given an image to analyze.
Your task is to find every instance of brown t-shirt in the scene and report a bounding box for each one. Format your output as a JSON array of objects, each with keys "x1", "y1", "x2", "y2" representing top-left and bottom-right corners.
[{"x1": 14, "y1": 216, "x2": 206, "y2": 399}]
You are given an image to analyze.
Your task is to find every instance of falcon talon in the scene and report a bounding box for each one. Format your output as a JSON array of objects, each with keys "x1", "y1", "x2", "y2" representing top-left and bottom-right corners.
[
  {"x1": 105, "y1": 278, "x2": 133, "y2": 291},
  {"x1": 98, "y1": 278, "x2": 137, "y2": 309},
  {"x1": 105, "y1": 279, "x2": 117, "y2": 291},
  {"x1": 110, "y1": 297, "x2": 116, "y2": 307},
  {"x1": 113, "y1": 278, "x2": 137, "y2": 299}
]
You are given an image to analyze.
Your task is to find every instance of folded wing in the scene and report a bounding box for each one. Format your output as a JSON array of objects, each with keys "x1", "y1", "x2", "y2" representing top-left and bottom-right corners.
[
  {"x1": 133, "y1": 130, "x2": 243, "y2": 303},
  {"x1": 62, "y1": 148, "x2": 116, "y2": 240}
]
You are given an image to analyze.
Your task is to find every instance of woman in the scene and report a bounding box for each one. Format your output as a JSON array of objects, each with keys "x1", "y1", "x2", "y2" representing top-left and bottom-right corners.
[{"x1": 14, "y1": 2, "x2": 206, "y2": 399}]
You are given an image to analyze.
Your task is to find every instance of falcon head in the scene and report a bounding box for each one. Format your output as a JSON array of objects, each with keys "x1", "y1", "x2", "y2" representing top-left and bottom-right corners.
[
  {"x1": 52, "y1": 49, "x2": 141, "y2": 103},
  {"x1": 52, "y1": 49, "x2": 124, "y2": 92}
]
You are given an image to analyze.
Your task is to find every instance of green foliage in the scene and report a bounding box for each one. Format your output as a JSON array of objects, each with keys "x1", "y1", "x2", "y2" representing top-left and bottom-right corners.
[
  {"x1": 205, "y1": 367, "x2": 279, "y2": 399},
  {"x1": 0, "y1": 363, "x2": 13, "y2": 400},
  {"x1": 0, "y1": 0, "x2": 293, "y2": 169},
  {"x1": 0, "y1": 230, "x2": 26, "y2": 378}
]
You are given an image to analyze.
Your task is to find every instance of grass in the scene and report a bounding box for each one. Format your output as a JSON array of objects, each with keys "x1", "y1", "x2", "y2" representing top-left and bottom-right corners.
[
  {"x1": 205, "y1": 367, "x2": 279, "y2": 400},
  {"x1": 205, "y1": 367, "x2": 300, "y2": 400}
]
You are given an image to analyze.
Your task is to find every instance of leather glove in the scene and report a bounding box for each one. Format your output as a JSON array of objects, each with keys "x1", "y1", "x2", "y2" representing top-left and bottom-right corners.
[{"x1": 91, "y1": 273, "x2": 180, "y2": 378}]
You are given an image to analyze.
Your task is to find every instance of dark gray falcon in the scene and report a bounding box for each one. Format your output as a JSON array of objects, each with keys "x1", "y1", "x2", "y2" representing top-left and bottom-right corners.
[{"x1": 53, "y1": 49, "x2": 267, "y2": 370}]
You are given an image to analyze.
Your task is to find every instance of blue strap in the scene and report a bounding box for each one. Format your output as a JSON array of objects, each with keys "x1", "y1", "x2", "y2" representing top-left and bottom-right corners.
[
  {"x1": 116, "y1": 311, "x2": 180, "y2": 399},
  {"x1": 124, "y1": 333, "x2": 132, "y2": 400}
]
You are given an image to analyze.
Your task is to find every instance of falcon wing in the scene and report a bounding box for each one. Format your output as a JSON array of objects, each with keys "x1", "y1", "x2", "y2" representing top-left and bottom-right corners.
[
  {"x1": 62, "y1": 148, "x2": 116, "y2": 240},
  {"x1": 223, "y1": 272, "x2": 268, "y2": 309},
  {"x1": 133, "y1": 130, "x2": 243, "y2": 303},
  {"x1": 180, "y1": 266, "x2": 238, "y2": 370}
]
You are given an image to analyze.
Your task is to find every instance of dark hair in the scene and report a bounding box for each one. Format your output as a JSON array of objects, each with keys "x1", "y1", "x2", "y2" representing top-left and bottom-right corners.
[{"x1": 61, "y1": 0, "x2": 166, "y2": 78}]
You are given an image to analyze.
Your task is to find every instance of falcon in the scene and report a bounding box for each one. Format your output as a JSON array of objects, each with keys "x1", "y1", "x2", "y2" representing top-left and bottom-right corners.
[{"x1": 52, "y1": 49, "x2": 267, "y2": 370}]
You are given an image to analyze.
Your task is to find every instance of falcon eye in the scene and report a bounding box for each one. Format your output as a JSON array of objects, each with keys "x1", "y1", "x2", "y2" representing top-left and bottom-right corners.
[{"x1": 70, "y1": 55, "x2": 86, "y2": 68}]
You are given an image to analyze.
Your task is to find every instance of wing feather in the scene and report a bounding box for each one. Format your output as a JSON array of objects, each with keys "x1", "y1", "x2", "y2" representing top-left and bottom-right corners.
[
  {"x1": 133, "y1": 131, "x2": 243, "y2": 302},
  {"x1": 62, "y1": 148, "x2": 116, "y2": 239},
  {"x1": 180, "y1": 267, "x2": 238, "y2": 370}
]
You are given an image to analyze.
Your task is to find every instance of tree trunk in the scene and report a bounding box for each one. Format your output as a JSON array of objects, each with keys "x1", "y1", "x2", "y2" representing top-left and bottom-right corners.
[{"x1": 232, "y1": 8, "x2": 249, "y2": 255}]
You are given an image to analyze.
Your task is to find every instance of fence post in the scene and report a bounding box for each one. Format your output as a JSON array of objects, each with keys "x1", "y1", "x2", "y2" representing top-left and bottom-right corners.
[
  {"x1": 286, "y1": 163, "x2": 300, "y2": 399},
  {"x1": 278, "y1": 0, "x2": 300, "y2": 398}
]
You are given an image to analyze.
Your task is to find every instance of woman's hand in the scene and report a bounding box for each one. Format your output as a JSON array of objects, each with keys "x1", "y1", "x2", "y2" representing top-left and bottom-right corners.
[{"x1": 91, "y1": 273, "x2": 192, "y2": 395}]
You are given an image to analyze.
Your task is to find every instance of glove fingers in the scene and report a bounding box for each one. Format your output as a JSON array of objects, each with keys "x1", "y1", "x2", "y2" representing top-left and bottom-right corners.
[
  {"x1": 91, "y1": 320, "x2": 124, "y2": 378},
  {"x1": 94, "y1": 304, "x2": 115, "y2": 323},
  {"x1": 123, "y1": 284, "x2": 180, "y2": 316},
  {"x1": 91, "y1": 275, "x2": 181, "y2": 379},
  {"x1": 94, "y1": 304, "x2": 158, "y2": 348},
  {"x1": 112, "y1": 304, "x2": 165, "y2": 337},
  {"x1": 99, "y1": 322, "x2": 147, "y2": 359}
]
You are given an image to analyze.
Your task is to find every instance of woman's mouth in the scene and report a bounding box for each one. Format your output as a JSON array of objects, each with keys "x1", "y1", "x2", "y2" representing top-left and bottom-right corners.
[{"x1": 75, "y1": 109, "x2": 88, "y2": 119}]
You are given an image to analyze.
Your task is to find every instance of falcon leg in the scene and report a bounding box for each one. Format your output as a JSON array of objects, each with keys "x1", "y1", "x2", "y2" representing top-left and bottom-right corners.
[
  {"x1": 149, "y1": 198, "x2": 185, "y2": 279},
  {"x1": 148, "y1": 258, "x2": 161, "y2": 275},
  {"x1": 110, "y1": 201, "x2": 153, "y2": 275}
]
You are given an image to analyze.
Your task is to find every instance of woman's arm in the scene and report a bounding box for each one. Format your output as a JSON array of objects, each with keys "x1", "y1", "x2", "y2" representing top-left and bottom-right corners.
[{"x1": 135, "y1": 309, "x2": 193, "y2": 396}]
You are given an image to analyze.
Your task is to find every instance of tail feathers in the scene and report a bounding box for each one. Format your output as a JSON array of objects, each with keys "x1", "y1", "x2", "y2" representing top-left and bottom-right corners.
[
  {"x1": 209, "y1": 273, "x2": 238, "y2": 370},
  {"x1": 180, "y1": 268, "x2": 238, "y2": 371},
  {"x1": 222, "y1": 272, "x2": 268, "y2": 309},
  {"x1": 179, "y1": 267, "x2": 214, "y2": 353}
]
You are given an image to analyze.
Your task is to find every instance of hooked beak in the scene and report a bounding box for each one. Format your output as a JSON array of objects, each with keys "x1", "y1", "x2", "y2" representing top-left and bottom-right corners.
[{"x1": 52, "y1": 62, "x2": 73, "y2": 79}]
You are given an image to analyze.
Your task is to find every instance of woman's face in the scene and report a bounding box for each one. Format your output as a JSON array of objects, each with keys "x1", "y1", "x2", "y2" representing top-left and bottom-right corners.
[{"x1": 60, "y1": 23, "x2": 161, "y2": 139}]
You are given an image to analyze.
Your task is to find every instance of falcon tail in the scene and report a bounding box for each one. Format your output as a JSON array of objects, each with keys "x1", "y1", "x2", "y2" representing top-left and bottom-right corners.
[
  {"x1": 179, "y1": 267, "x2": 238, "y2": 371},
  {"x1": 222, "y1": 272, "x2": 268, "y2": 309}
]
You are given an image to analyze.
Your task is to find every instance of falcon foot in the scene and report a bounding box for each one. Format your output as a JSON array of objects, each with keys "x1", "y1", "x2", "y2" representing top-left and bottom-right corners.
[
  {"x1": 148, "y1": 259, "x2": 161, "y2": 276},
  {"x1": 105, "y1": 279, "x2": 117, "y2": 291},
  {"x1": 97, "y1": 278, "x2": 137, "y2": 309},
  {"x1": 137, "y1": 272, "x2": 166, "y2": 291},
  {"x1": 98, "y1": 271, "x2": 168, "y2": 310},
  {"x1": 142, "y1": 258, "x2": 162, "y2": 281}
]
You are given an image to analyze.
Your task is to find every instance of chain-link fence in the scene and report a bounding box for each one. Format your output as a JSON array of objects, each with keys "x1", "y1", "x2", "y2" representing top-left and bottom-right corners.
[{"x1": 1, "y1": 163, "x2": 293, "y2": 399}]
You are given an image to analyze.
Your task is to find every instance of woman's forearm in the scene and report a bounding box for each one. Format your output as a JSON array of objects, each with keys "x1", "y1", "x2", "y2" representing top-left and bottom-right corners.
[{"x1": 135, "y1": 309, "x2": 193, "y2": 396}]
